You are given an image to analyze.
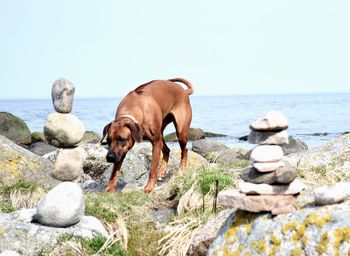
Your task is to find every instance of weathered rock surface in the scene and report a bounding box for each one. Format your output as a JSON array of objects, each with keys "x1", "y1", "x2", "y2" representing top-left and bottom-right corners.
[
  {"x1": 192, "y1": 139, "x2": 229, "y2": 157},
  {"x1": 34, "y1": 182, "x2": 85, "y2": 227},
  {"x1": 248, "y1": 130, "x2": 289, "y2": 145},
  {"x1": 164, "y1": 128, "x2": 205, "y2": 142},
  {"x1": 31, "y1": 131, "x2": 46, "y2": 143},
  {"x1": 187, "y1": 209, "x2": 236, "y2": 256},
  {"x1": 51, "y1": 78, "x2": 75, "y2": 113},
  {"x1": 249, "y1": 110, "x2": 289, "y2": 131},
  {"x1": 0, "y1": 112, "x2": 31, "y2": 145},
  {"x1": 281, "y1": 136, "x2": 308, "y2": 155},
  {"x1": 0, "y1": 135, "x2": 57, "y2": 187},
  {"x1": 314, "y1": 182, "x2": 350, "y2": 205},
  {"x1": 82, "y1": 143, "x2": 111, "y2": 180},
  {"x1": 238, "y1": 179, "x2": 306, "y2": 195},
  {"x1": 250, "y1": 145, "x2": 284, "y2": 163},
  {"x1": 44, "y1": 112, "x2": 85, "y2": 147},
  {"x1": 80, "y1": 131, "x2": 102, "y2": 144},
  {"x1": 29, "y1": 142, "x2": 57, "y2": 156},
  {"x1": 209, "y1": 203, "x2": 350, "y2": 256},
  {"x1": 0, "y1": 209, "x2": 107, "y2": 255},
  {"x1": 253, "y1": 160, "x2": 285, "y2": 172},
  {"x1": 218, "y1": 189, "x2": 296, "y2": 213},
  {"x1": 51, "y1": 147, "x2": 85, "y2": 181},
  {"x1": 240, "y1": 161, "x2": 296, "y2": 184},
  {"x1": 204, "y1": 149, "x2": 240, "y2": 165}
]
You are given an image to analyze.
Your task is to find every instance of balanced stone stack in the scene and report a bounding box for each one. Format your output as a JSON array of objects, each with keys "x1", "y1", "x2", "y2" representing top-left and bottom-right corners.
[
  {"x1": 218, "y1": 111, "x2": 305, "y2": 215},
  {"x1": 44, "y1": 78, "x2": 86, "y2": 182}
]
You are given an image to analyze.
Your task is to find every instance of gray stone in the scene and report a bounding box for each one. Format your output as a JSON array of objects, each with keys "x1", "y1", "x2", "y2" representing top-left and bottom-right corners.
[
  {"x1": 240, "y1": 160, "x2": 297, "y2": 184},
  {"x1": 164, "y1": 128, "x2": 205, "y2": 142},
  {"x1": 0, "y1": 135, "x2": 57, "y2": 188},
  {"x1": 82, "y1": 143, "x2": 111, "y2": 181},
  {"x1": 250, "y1": 145, "x2": 284, "y2": 163},
  {"x1": 253, "y1": 161, "x2": 285, "y2": 172},
  {"x1": 0, "y1": 251, "x2": 21, "y2": 256},
  {"x1": 314, "y1": 182, "x2": 350, "y2": 205},
  {"x1": 249, "y1": 110, "x2": 289, "y2": 131},
  {"x1": 51, "y1": 147, "x2": 85, "y2": 181},
  {"x1": 281, "y1": 136, "x2": 308, "y2": 155},
  {"x1": 51, "y1": 78, "x2": 75, "y2": 113},
  {"x1": 0, "y1": 112, "x2": 31, "y2": 145},
  {"x1": 204, "y1": 148, "x2": 240, "y2": 165},
  {"x1": 34, "y1": 182, "x2": 85, "y2": 227},
  {"x1": 209, "y1": 202, "x2": 350, "y2": 256},
  {"x1": 29, "y1": 142, "x2": 57, "y2": 156},
  {"x1": 31, "y1": 131, "x2": 46, "y2": 143},
  {"x1": 238, "y1": 179, "x2": 306, "y2": 195},
  {"x1": 248, "y1": 130, "x2": 289, "y2": 145},
  {"x1": 192, "y1": 139, "x2": 229, "y2": 157},
  {"x1": 44, "y1": 112, "x2": 85, "y2": 147},
  {"x1": 80, "y1": 131, "x2": 102, "y2": 144}
]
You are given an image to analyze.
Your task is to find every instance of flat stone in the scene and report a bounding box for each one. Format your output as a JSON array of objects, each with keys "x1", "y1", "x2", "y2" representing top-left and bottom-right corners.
[
  {"x1": 238, "y1": 179, "x2": 306, "y2": 195},
  {"x1": 271, "y1": 204, "x2": 296, "y2": 215},
  {"x1": 314, "y1": 182, "x2": 350, "y2": 205},
  {"x1": 240, "y1": 161, "x2": 297, "y2": 184},
  {"x1": 250, "y1": 145, "x2": 284, "y2": 163},
  {"x1": 253, "y1": 161, "x2": 285, "y2": 172},
  {"x1": 51, "y1": 78, "x2": 75, "y2": 113},
  {"x1": 218, "y1": 189, "x2": 296, "y2": 213},
  {"x1": 248, "y1": 130, "x2": 289, "y2": 145},
  {"x1": 250, "y1": 110, "x2": 288, "y2": 131}
]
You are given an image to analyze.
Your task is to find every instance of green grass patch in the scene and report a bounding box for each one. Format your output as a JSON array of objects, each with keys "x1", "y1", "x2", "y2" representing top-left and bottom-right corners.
[
  {"x1": 82, "y1": 235, "x2": 131, "y2": 256},
  {"x1": 0, "y1": 180, "x2": 39, "y2": 194},
  {"x1": 0, "y1": 200, "x2": 15, "y2": 213},
  {"x1": 197, "y1": 168, "x2": 233, "y2": 195}
]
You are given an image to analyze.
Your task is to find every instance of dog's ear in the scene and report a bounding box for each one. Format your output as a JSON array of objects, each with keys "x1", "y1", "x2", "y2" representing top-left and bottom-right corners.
[
  {"x1": 125, "y1": 121, "x2": 144, "y2": 143},
  {"x1": 101, "y1": 122, "x2": 112, "y2": 144}
]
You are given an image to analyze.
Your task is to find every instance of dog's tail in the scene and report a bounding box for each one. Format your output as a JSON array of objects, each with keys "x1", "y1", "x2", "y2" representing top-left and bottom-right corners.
[{"x1": 168, "y1": 78, "x2": 194, "y2": 95}]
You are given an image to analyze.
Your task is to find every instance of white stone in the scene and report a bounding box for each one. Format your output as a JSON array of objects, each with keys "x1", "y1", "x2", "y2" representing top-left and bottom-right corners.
[
  {"x1": 44, "y1": 112, "x2": 85, "y2": 147},
  {"x1": 34, "y1": 182, "x2": 85, "y2": 227},
  {"x1": 248, "y1": 130, "x2": 289, "y2": 145},
  {"x1": 250, "y1": 110, "x2": 288, "y2": 131},
  {"x1": 238, "y1": 179, "x2": 306, "y2": 195},
  {"x1": 314, "y1": 182, "x2": 350, "y2": 205},
  {"x1": 250, "y1": 145, "x2": 284, "y2": 163},
  {"x1": 253, "y1": 161, "x2": 285, "y2": 172},
  {"x1": 52, "y1": 78, "x2": 75, "y2": 113},
  {"x1": 51, "y1": 147, "x2": 85, "y2": 181}
]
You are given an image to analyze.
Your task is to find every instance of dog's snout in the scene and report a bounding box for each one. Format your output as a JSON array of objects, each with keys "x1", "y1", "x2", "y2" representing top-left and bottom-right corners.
[{"x1": 106, "y1": 151, "x2": 117, "y2": 163}]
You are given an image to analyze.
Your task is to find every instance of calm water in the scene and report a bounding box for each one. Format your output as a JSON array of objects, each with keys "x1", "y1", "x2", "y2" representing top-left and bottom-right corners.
[{"x1": 1, "y1": 93, "x2": 349, "y2": 149}]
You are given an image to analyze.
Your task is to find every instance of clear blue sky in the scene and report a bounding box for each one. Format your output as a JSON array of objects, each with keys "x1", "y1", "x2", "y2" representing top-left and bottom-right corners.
[{"x1": 1, "y1": 0, "x2": 349, "y2": 99}]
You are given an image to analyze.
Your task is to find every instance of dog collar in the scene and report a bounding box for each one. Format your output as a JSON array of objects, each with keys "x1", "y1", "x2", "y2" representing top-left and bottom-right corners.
[{"x1": 119, "y1": 114, "x2": 139, "y2": 124}]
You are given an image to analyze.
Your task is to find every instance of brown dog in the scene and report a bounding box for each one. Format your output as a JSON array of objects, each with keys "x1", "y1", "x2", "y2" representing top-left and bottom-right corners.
[{"x1": 102, "y1": 78, "x2": 194, "y2": 193}]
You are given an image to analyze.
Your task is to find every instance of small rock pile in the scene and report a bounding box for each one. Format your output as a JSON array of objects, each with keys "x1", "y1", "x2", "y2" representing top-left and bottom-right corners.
[
  {"x1": 44, "y1": 78, "x2": 86, "y2": 182},
  {"x1": 219, "y1": 111, "x2": 305, "y2": 215}
]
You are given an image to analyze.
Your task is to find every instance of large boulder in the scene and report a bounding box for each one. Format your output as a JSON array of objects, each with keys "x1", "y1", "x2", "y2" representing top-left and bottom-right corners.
[
  {"x1": 281, "y1": 136, "x2": 308, "y2": 155},
  {"x1": 29, "y1": 142, "x2": 57, "y2": 156},
  {"x1": 192, "y1": 139, "x2": 229, "y2": 157},
  {"x1": 208, "y1": 202, "x2": 350, "y2": 255},
  {"x1": 0, "y1": 135, "x2": 57, "y2": 187},
  {"x1": 0, "y1": 209, "x2": 107, "y2": 255},
  {"x1": 44, "y1": 112, "x2": 85, "y2": 147},
  {"x1": 164, "y1": 128, "x2": 205, "y2": 142},
  {"x1": 34, "y1": 182, "x2": 85, "y2": 227},
  {"x1": 51, "y1": 78, "x2": 75, "y2": 114},
  {"x1": 0, "y1": 112, "x2": 31, "y2": 145}
]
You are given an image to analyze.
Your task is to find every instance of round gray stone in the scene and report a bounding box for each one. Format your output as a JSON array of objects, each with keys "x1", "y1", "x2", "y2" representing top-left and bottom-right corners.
[{"x1": 51, "y1": 78, "x2": 75, "y2": 113}]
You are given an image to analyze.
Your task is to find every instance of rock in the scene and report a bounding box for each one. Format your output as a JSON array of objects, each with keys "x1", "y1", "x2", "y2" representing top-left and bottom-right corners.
[
  {"x1": 51, "y1": 147, "x2": 85, "y2": 181},
  {"x1": 271, "y1": 204, "x2": 297, "y2": 215},
  {"x1": 82, "y1": 143, "x2": 111, "y2": 180},
  {"x1": 44, "y1": 112, "x2": 85, "y2": 147},
  {"x1": 164, "y1": 128, "x2": 205, "y2": 142},
  {"x1": 218, "y1": 189, "x2": 296, "y2": 212},
  {"x1": 240, "y1": 161, "x2": 297, "y2": 184},
  {"x1": 0, "y1": 135, "x2": 57, "y2": 187},
  {"x1": 151, "y1": 208, "x2": 176, "y2": 230},
  {"x1": 204, "y1": 149, "x2": 240, "y2": 165},
  {"x1": 102, "y1": 143, "x2": 209, "y2": 190},
  {"x1": 314, "y1": 182, "x2": 350, "y2": 205},
  {"x1": 192, "y1": 139, "x2": 229, "y2": 157},
  {"x1": 253, "y1": 161, "x2": 285, "y2": 172},
  {"x1": 0, "y1": 112, "x2": 31, "y2": 145},
  {"x1": 34, "y1": 182, "x2": 85, "y2": 227},
  {"x1": 187, "y1": 209, "x2": 236, "y2": 256},
  {"x1": 29, "y1": 142, "x2": 57, "y2": 156},
  {"x1": 238, "y1": 179, "x2": 306, "y2": 195},
  {"x1": 80, "y1": 131, "x2": 102, "y2": 144},
  {"x1": 0, "y1": 210, "x2": 107, "y2": 255},
  {"x1": 250, "y1": 145, "x2": 284, "y2": 163},
  {"x1": 281, "y1": 136, "x2": 308, "y2": 155},
  {"x1": 31, "y1": 132, "x2": 46, "y2": 143},
  {"x1": 248, "y1": 130, "x2": 289, "y2": 145},
  {"x1": 249, "y1": 110, "x2": 288, "y2": 131},
  {"x1": 209, "y1": 202, "x2": 350, "y2": 256},
  {"x1": 204, "y1": 132, "x2": 227, "y2": 138},
  {"x1": 51, "y1": 78, "x2": 75, "y2": 113},
  {"x1": 0, "y1": 251, "x2": 21, "y2": 256}
]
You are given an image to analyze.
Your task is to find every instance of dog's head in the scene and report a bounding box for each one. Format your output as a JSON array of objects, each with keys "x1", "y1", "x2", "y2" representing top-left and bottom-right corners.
[{"x1": 101, "y1": 119, "x2": 144, "y2": 163}]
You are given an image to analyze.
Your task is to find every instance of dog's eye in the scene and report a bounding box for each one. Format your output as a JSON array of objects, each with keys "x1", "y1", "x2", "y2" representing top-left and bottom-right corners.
[{"x1": 117, "y1": 138, "x2": 127, "y2": 145}]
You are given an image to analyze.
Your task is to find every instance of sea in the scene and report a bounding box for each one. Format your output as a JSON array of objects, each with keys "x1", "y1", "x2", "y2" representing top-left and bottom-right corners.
[{"x1": 1, "y1": 93, "x2": 349, "y2": 150}]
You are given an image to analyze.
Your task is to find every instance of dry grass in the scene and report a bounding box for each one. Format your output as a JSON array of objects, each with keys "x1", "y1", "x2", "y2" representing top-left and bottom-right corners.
[
  {"x1": 9, "y1": 186, "x2": 46, "y2": 209},
  {"x1": 101, "y1": 218, "x2": 128, "y2": 251}
]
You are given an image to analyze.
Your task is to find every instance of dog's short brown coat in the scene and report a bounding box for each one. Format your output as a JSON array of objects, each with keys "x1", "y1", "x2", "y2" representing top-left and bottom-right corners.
[{"x1": 102, "y1": 78, "x2": 194, "y2": 193}]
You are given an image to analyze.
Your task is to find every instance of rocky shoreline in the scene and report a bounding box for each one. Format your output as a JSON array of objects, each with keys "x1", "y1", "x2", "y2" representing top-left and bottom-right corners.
[{"x1": 0, "y1": 79, "x2": 350, "y2": 255}]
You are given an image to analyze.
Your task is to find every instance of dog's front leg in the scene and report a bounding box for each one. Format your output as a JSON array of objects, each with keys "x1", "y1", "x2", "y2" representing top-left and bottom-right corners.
[
  {"x1": 144, "y1": 140, "x2": 162, "y2": 193},
  {"x1": 106, "y1": 156, "x2": 125, "y2": 193}
]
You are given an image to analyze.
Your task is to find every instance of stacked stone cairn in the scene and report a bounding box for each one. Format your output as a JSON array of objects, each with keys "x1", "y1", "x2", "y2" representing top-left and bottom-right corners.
[
  {"x1": 218, "y1": 111, "x2": 306, "y2": 215},
  {"x1": 44, "y1": 78, "x2": 85, "y2": 182}
]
